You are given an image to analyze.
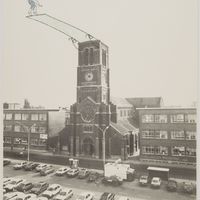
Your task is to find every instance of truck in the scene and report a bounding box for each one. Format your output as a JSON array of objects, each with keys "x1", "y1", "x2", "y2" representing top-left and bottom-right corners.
[{"x1": 104, "y1": 160, "x2": 135, "y2": 183}]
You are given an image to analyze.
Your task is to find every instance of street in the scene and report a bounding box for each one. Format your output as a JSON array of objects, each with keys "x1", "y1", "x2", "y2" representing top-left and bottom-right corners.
[{"x1": 3, "y1": 159, "x2": 196, "y2": 200}]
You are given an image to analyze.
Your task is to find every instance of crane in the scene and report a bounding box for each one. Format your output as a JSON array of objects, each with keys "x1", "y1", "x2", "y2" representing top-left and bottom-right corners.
[{"x1": 26, "y1": 14, "x2": 100, "y2": 49}]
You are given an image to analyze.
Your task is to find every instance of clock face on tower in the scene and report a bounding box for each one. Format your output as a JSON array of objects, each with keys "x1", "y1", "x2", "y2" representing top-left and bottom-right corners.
[{"x1": 85, "y1": 72, "x2": 93, "y2": 81}]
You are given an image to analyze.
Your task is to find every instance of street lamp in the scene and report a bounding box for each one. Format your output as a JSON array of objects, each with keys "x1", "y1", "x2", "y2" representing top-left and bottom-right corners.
[
  {"x1": 15, "y1": 122, "x2": 36, "y2": 162},
  {"x1": 95, "y1": 125, "x2": 110, "y2": 173}
]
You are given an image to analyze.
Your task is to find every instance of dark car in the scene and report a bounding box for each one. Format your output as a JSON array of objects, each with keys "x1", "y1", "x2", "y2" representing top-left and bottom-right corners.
[
  {"x1": 78, "y1": 168, "x2": 90, "y2": 179},
  {"x1": 102, "y1": 176, "x2": 123, "y2": 186},
  {"x1": 3, "y1": 159, "x2": 11, "y2": 166},
  {"x1": 15, "y1": 181, "x2": 33, "y2": 192},
  {"x1": 30, "y1": 181, "x2": 49, "y2": 195},
  {"x1": 24, "y1": 162, "x2": 39, "y2": 171},
  {"x1": 87, "y1": 171, "x2": 99, "y2": 182},
  {"x1": 166, "y1": 179, "x2": 178, "y2": 192},
  {"x1": 40, "y1": 166, "x2": 55, "y2": 176},
  {"x1": 100, "y1": 192, "x2": 115, "y2": 200}
]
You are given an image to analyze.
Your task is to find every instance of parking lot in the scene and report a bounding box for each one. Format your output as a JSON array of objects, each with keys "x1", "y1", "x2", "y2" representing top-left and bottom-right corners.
[{"x1": 3, "y1": 159, "x2": 196, "y2": 200}]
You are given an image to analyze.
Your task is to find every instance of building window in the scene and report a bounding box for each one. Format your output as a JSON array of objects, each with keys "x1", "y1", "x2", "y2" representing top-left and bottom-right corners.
[
  {"x1": 14, "y1": 114, "x2": 21, "y2": 120},
  {"x1": 102, "y1": 49, "x2": 106, "y2": 66},
  {"x1": 39, "y1": 127, "x2": 46, "y2": 133},
  {"x1": 124, "y1": 110, "x2": 126, "y2": 116},
  {"x1": 170, "y1": 114, "x2": 184, "y2": 123},
  {"x1": 154, "y1": 115, "x2": 167, "y2": 123},
  {"x1": 38, "y1": 139, "x2": 46, "y2": 146},
  {"x1": 84, "y1": 48, "x2": 89, "y2": 65},
  {"x1": 185, "y1": 114, "x2": 196, "y2": 123},
  {"x1": 31, "y1": 138, "x2": 38, "y2": 145},
  {"x1": 89, "y1": 48, "x2": 94, "y2": 65},
  {"x1": 142, "y1": 115, "x2": 154, "y2": 123},
  {"x1": 31, "y1": 114, "x2": 39, "y2": 121},
  {"x1": 5, "y1": 113, "x2": 12, "y2": 120},
  {"x1": 154, "y1": 130, "x2": 168, "y2": 139},
  {"x1": 20, "y1": 138, "x2": 28, "y2": 144},
  {"x1": 31, "y1": 126, "x2": 39, "y2": 133},
  {"x1": 14, "y1": 125, "x2": 21, "y2": 132},
  {"x1": 154, "y1": 146, "x2": 168, "y2": 155},
  {"x1": 120, "y1": 110, "x2": 123, "y2": 117},
  {"x1": 186, "y1": 131, "x2": 196, "y2": 140},
  {"x1": 142, "y1": 130, "x2": 154, "y2": 138},
  {"x1": 4, "y1": 125, "x2": 12, "y2": 132},
  {"x1": 171, "y1": 131, "x2": 185, "y2": 140},
  {"x1": 39, "y1": 114, "x2": 47, "y2": 121},
  {"x1": 14, "y1": 138, "x2": 22, "y2": 144},
  {"x1": 83, "y1": 125, "x2": 93, "y2": 133},
  {"x1": 142, "y1": 146, "x2": 154, "y2": 155},
  {"x1": 22, "y1": 114, "x2": 29, "y2": 120},
  {"x1": 4, "y1": 137, "x2": 11, "y2": 144},
  {"x1": 171, "y1": 146, "x2": 185, "y2": 156},
  {"x1": 186, "y1": 148, "x2": 196, "y2": 157}
]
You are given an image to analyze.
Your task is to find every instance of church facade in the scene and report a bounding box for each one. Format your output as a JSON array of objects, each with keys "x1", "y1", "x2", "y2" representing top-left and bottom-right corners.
[{"x1": 68, "y1": 40, "x2": 138, "y2": 159}]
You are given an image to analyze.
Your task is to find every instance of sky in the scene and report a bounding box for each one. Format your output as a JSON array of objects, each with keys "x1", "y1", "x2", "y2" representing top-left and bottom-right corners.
[{"x1": 1, "y1": 0, "x2": 198, "y2": 108}]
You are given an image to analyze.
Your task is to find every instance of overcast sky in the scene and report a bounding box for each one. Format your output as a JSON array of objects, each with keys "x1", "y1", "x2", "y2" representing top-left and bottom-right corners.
[{"x1": 2, "y1": 0, "x2": 198, "y2": 108}]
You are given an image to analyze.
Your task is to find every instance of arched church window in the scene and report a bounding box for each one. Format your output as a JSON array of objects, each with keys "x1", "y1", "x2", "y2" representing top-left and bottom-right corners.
[
  {"x1": 89, "y1": 48, "x2": 94, "y2": 65},
  {"x1": 84, "y1": 48, "x2": 89, "y2": 65}
]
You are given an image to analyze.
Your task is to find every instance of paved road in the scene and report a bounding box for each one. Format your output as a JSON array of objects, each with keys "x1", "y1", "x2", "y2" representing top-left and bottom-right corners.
[{"x1": 3, "y1": 159, "x2": 196, "y2": 200}]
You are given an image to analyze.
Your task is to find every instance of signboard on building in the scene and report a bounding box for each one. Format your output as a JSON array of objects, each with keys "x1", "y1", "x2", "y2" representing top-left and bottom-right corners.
[{"x1": 40, "y1": 134, "x2": 48, "y2": 139}]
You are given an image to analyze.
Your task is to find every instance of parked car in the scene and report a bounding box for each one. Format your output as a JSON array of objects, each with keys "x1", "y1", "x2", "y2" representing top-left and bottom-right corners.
[
  {"x1": 76, "y1": 192, "x2": 94, "y2": 200},
  {"x1": 3, "y1": 159, "x2": 11, "y2": 166},
  {"x1": 99, "y1": 192, "x2": 115, "y2": 200},
  {"x1": 4, "y1": 178, "x2": 26, "y2": 192},
  {"x1": 17, "y1": 193, "x2": 37, "y2": 200},
  {"x1": 40, "y1": 166, "x2": 55, "y2": 176},
  {"x1": 15, "y1": 181, "x2": 33, "y2": 192},
  {"x1": 151, "y1": 177, "x2": 161, "y2": 188},
  {"x1": 42, "y1": 184, "x2": 62, "y2": 199},
  {"x1": 102, "y1": 176, "x2": 123, "y2": 186},
  {"x1": 53, "y1": 188, "x2": 73, "y2": 200},
  {"x1": 78, "y1": 168, "x2": 90, "y2": 179},
  {"x1": 30, "y1": 181, "x2": 49, "y2": 195},
  {"x1": 166, "y1": 179, "x2": 178, "y2": 192},
  {"x1": 29, "y1": 197, "x2": 48, "y2": 200},
  {"x1": 13, "y1": 162, "x2": 28, "y2": 170},
  {"x1": 3, "y1": 192, "x2": 23, "y2": 200},
  {"x1": 182, "y1": 182, "x2": 195, "y2": 194},
  {"x1": 87, "y1": 171, "x2": 99, "y2": 182},
  {"x1": 3, "y1": 177, "x2": 14, "y2": 187},
  {"x1": 67, "y1": 168, "x2": 79, "y2": 177},
  {"x1": 55, "y1": 167, "x2": 69, "y2": 176},
  {"x1": 139, "y1": 175, "x2": 149, "y2": 186},
  {"x1": 24, "y1": 163, "x2": 39, "y2": 171},
  {"x1": 35, "y1": 164, "x2": 48, "y2": 172}
]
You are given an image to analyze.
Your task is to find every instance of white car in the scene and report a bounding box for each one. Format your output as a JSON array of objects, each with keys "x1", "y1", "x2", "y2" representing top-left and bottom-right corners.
[
  {"x1": 55, "y1": 167, "x2": 70, "y2": 176},
  {"x1": 76, "y1": 192, "x2": 94, "y2": 200},
  {"x1": 15, "y1": 193, "x2": 37, "y2": 200},
  {"x1": 4, "y1": 178, "x2": 26, "y2": 192},
  {"x1": 53, "y1": 188, "x2": 73, "y2": 200},
  {"x1": 42, "y1": 184, "x2": 62, "y2": 198},
  {"x1": 29, "y1": 197, "x2": 48, "y2": 200},
  {"x1": 151, "y1": 177, "x2": 161, "y2": 188},
  {"x1": 118, "y1": 196, "x2": 131, "y2": 200},
  {"x1": 13, "y1": 162, "x2": 28, "y2": 170},
  {"x1": 3, "y1": 177, "x2": 14, "y2": 187},
  {"x1": 3, "y1": 192, "x2": 24, "y2": 200}
]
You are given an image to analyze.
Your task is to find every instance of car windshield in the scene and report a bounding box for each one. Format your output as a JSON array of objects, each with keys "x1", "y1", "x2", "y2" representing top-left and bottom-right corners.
[
  {"x1": 34, "y1": 184, "x2": 41, "y2": 188},
  {"x1": 140, "y1": 177, "x2": 147, "y2": 180},
  {"x1": 60, "y1": 191, "x2": 66, "y2": 195},
  {"x1": 48, "y1": 187, "x2": 54, "y2": 191},
  {"x1": 10, "y1": 181, "x2": 17, "y2": 184}
]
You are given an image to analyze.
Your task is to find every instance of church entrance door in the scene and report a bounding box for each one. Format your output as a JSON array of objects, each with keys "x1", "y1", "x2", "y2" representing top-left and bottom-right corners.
[{"x1": 82, "y1": 137, "x2": 94, "y2": 156}]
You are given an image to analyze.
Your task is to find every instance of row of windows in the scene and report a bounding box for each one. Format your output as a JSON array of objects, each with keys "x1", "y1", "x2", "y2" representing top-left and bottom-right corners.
[
  {"x1": 4, "y1": 113, "x2": 47, "y2": 121},
  {"x1": 4, "y1": 137, "x2": 47, "y2": 146},
  {"x1": 142, "y1": 146, "x2": 196, "y2": 157},
  {"x1": 142, "y1": 130, "x2": 196, "y2": 140},
  {"x1": 120, "y1": 109, "x2": 132, "y2": 117},
  {"x1": 4, "y1": 125, "x2": 46, "y2": 134},
  {"x1": 142, "y1": 114, "x2": 196, "y2": 123}
]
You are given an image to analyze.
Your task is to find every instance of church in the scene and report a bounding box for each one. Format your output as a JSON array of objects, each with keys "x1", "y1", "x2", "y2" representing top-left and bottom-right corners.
[{"x1": 66, "y1": 40, "x2": 139, "y2": 160}]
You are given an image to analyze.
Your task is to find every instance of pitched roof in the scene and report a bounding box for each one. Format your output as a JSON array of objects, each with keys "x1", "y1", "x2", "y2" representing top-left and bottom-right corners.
[
  {"x1": 126, "y1": 97, "x2": 163, "y2": 108},
  {"x1": 111, "y1": 97, "x2": 132, "y2": 108}
]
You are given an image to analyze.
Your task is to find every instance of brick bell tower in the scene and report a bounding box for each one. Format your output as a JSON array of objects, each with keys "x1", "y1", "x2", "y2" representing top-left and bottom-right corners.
[{"x1": 69, "y1": 40, "x2": 111, "y2": 158}]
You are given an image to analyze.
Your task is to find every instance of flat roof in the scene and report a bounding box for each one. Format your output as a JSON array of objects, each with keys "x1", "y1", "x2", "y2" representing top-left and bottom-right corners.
[
  {"x1": 136, "y1": 107, "x2": 196, "y2": 110},
  {"x1": 147, "y1": 167, "x2": 170, "y2": 172}
]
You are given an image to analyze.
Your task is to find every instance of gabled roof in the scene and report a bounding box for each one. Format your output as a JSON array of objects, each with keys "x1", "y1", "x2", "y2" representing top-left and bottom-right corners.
[
  {"x1": 111, "y1": 97, "x2": 132, "y2": 108},
  {"x1": 126, "y1": 97, "x2": 163, "y2": 108}
]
